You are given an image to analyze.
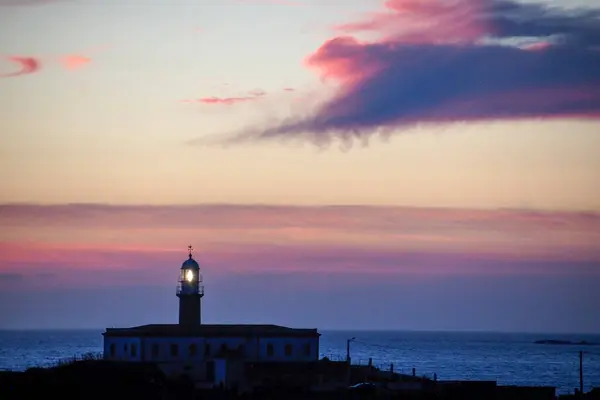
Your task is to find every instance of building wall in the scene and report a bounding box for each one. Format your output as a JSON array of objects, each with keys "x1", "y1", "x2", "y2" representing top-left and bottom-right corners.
[
  {"x1": 104, "y1": 335, "x2": 319, "y2": 363},
  {"x1": 140, "y1": 336, "x2": 209, "y2": 363},
  {"x1": 103, "y1": 337, "x2": 142, "y2": 361},
  {"x1": 103, "y1": 334, "x2": 319, "y2": 381},
  {"x1": 256, "y1": 336, "x2": 319, "y2": 362}
]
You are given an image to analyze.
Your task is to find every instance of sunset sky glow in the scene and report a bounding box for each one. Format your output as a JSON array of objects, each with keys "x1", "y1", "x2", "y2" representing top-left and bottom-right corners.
[{"x1": 1, "y1": 0, "x2": 599, "y2": 332}]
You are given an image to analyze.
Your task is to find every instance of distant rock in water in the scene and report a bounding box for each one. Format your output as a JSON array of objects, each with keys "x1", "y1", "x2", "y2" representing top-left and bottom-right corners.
[{"x1": 534, "y1": 339, "x2": 598, "y2": 345}]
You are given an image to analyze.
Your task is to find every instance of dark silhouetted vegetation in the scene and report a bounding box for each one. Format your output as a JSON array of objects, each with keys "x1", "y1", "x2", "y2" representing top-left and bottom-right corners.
[{"x1": 0, "y1": 359, "x2": 597, "y2": 400}]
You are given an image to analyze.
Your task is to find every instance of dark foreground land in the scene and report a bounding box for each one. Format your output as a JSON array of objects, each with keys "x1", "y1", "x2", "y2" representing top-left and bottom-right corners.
[{"x1": 0, "y1": 360, "x2": 598, "y2": 400}]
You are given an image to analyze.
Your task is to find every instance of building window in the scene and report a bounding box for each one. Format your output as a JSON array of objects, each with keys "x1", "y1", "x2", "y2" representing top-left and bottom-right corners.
[
  {"x1": 189, "y1": 344, "x2": 197, "y2": 356},
  {"x1": 109, "y1": 343, "x2": 116, "y2": 357},
  {"x1": 204, "y1": 343, "x2": 211, "y2": 357},
  {"x1": 124, "y1": 343, "x2": 128, "y2": 353},
  {"x1": 220, "y1": 343, "x2": 227, "y2": 354},
  {"x1": 170, "y1": 344, "x2": 179, "y2": 357},
  {"x1": 266, "y1": 343, "x2": 274, "y2": 357},
  {"x1": 152, "y1": 344, "x2": 159, "y2": 358},
  {"x1": 284, "y1": 344, "x2": 293, "y2": 357},
  {"x1": 237, "y1": 344, "x2": 245, "y2": 355},
  {"x1": 303, "y1": 343, "x2": 311, "y2": 356},
  {"x1": 131, "y1": 344, "x2": 137, "y2": 357}
]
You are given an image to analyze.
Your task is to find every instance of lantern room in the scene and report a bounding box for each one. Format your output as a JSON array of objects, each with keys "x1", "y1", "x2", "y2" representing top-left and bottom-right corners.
[
  {"x1": 177, "y1": 246, "x2": 204, "y2": 297},
  {"x1": 177, "y1": 245, "x2": 204, "y2": 325}
]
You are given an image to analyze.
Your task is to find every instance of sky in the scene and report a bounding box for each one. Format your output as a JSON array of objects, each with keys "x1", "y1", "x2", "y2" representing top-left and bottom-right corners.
[{"x1": 0, "y1": 0, "x2": 599, "y2": 332}]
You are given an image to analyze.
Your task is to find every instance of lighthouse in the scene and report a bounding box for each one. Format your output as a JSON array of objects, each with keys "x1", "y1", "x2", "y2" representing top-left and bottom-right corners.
[
  {"x1": 176, "y1": 245, "x2": 204, "y2": 326},
  {"x1": 103, "y1": 245, "x2": 320, "y2": 386}
]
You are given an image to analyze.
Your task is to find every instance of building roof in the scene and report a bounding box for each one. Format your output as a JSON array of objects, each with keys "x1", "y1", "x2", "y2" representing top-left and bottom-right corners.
[
  {"x1": 181, "y1": 245, "x2": 200, "y2": 270},
  {"x1": 181, "y1": 256, "x2": 199, "y2": 270},
  {"x1": 103, "y1": 324, "x2": 320, "y2": 338}
]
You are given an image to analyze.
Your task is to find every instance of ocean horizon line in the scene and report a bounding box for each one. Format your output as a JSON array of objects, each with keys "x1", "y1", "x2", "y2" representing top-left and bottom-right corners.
[{"x1": 1, "y1": 328, "x2": 599, "y2": 336}]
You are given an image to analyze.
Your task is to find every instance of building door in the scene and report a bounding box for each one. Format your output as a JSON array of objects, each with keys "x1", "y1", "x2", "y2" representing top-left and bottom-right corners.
[{"x1": 206, "y1": 360, "x2": 215, "y2": 382}]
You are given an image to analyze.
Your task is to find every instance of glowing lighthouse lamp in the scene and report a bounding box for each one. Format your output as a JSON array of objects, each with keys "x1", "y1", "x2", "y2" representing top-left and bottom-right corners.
[
  {"x1": 176, "y1": 245, "x2": 204, "y2": 326},
  {"x1": 185, "y1": 269, "x2": 194, "y2": 283}
]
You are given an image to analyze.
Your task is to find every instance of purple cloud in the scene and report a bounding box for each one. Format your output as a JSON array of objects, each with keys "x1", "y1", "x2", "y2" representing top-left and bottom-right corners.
[{"x1": 199, "y1": 0, "x2": 600, "y2": 148}]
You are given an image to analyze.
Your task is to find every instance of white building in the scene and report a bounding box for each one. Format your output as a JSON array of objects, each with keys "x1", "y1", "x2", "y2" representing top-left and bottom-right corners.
[{"x1": 103, "y1": 246, "x2": 320, "y2": 386}]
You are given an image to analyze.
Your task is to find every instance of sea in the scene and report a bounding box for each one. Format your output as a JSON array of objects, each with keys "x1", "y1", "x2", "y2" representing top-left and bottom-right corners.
[{"x1": 0, "y1": 330, "x2": 598, "y2": 395}]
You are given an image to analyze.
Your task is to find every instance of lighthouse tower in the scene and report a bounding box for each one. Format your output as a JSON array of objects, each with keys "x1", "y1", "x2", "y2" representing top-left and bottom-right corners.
[{"x1": 176, "y1": 245, "x2": 204, "y2": 326}]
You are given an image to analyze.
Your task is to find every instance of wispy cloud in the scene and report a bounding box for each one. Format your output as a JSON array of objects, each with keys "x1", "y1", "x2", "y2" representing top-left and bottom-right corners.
[
  {"x1": 0, "y1": 44, "x2": 103, "y2": 78},
  {"x1": 0, "y1": 56, "x2": 41, "y2": 78},
  {"x1": 1, "y1": 203, "x2": 598, "y2": 287},
  {"x1": 56, "y1": 44, "x2": 108, "y2": 71},
  {"x1": 1, "y1": 53, "x2": 94, "y2": 78},
  {"x1": 182, "y1": 89, "x2": 267, "y2": 105},
  {"x1": 205, "y1": 0, "x2": 600, "y2": 147},
  {"x1": 59, "y1": 55, "x2": 92, "y2": 70}
]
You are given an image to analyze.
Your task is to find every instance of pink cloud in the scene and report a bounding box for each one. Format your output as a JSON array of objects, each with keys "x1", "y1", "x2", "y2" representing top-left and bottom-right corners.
[
  {"x1": 60, "y1": 55, "x2": 92, "y2": 70},
  {"x1": 305, "y1": 36, "x2": 386, "y2": 84},
  {"x1": 182, "y1": 89, "x2": 267, "y2": 105},
  {"x1": 522, "y1": 41, "x2": 554, "y2": 51},
  {"x1": 334, "y1": 0, "x2": 486, "y2": 45},
  {"x1": 0, "y1": 56, "x2": 41, "y2": 78},
  {"x1": 183, "y1": 96, "x2": 259, "y2": 105},
  {"x1": 0, "y1": 239, "x2": 598, "y2": 289},
  {"x1": 56, "y1": 44, "x2": 110, "y2": 71},
  {"x1": 0, "y1": 204, "x2": 598, "y2": 288},
  {"x1": 0, "y1": 50, "x2": 96, "y2": 78}
]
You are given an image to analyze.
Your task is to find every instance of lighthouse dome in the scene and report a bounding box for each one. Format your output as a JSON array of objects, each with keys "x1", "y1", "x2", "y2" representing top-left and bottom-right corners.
[{"x1": 181, "y1": 256, "x2": 199, "y2": 270}]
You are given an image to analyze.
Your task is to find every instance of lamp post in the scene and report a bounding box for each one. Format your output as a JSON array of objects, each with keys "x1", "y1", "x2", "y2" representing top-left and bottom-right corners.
[
  {"x1": 346, "y1": 337, "x2": 355, "y2": 364},
  {"x1": 346, "y1": 337, "x2": 355, "y2": 386}
]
